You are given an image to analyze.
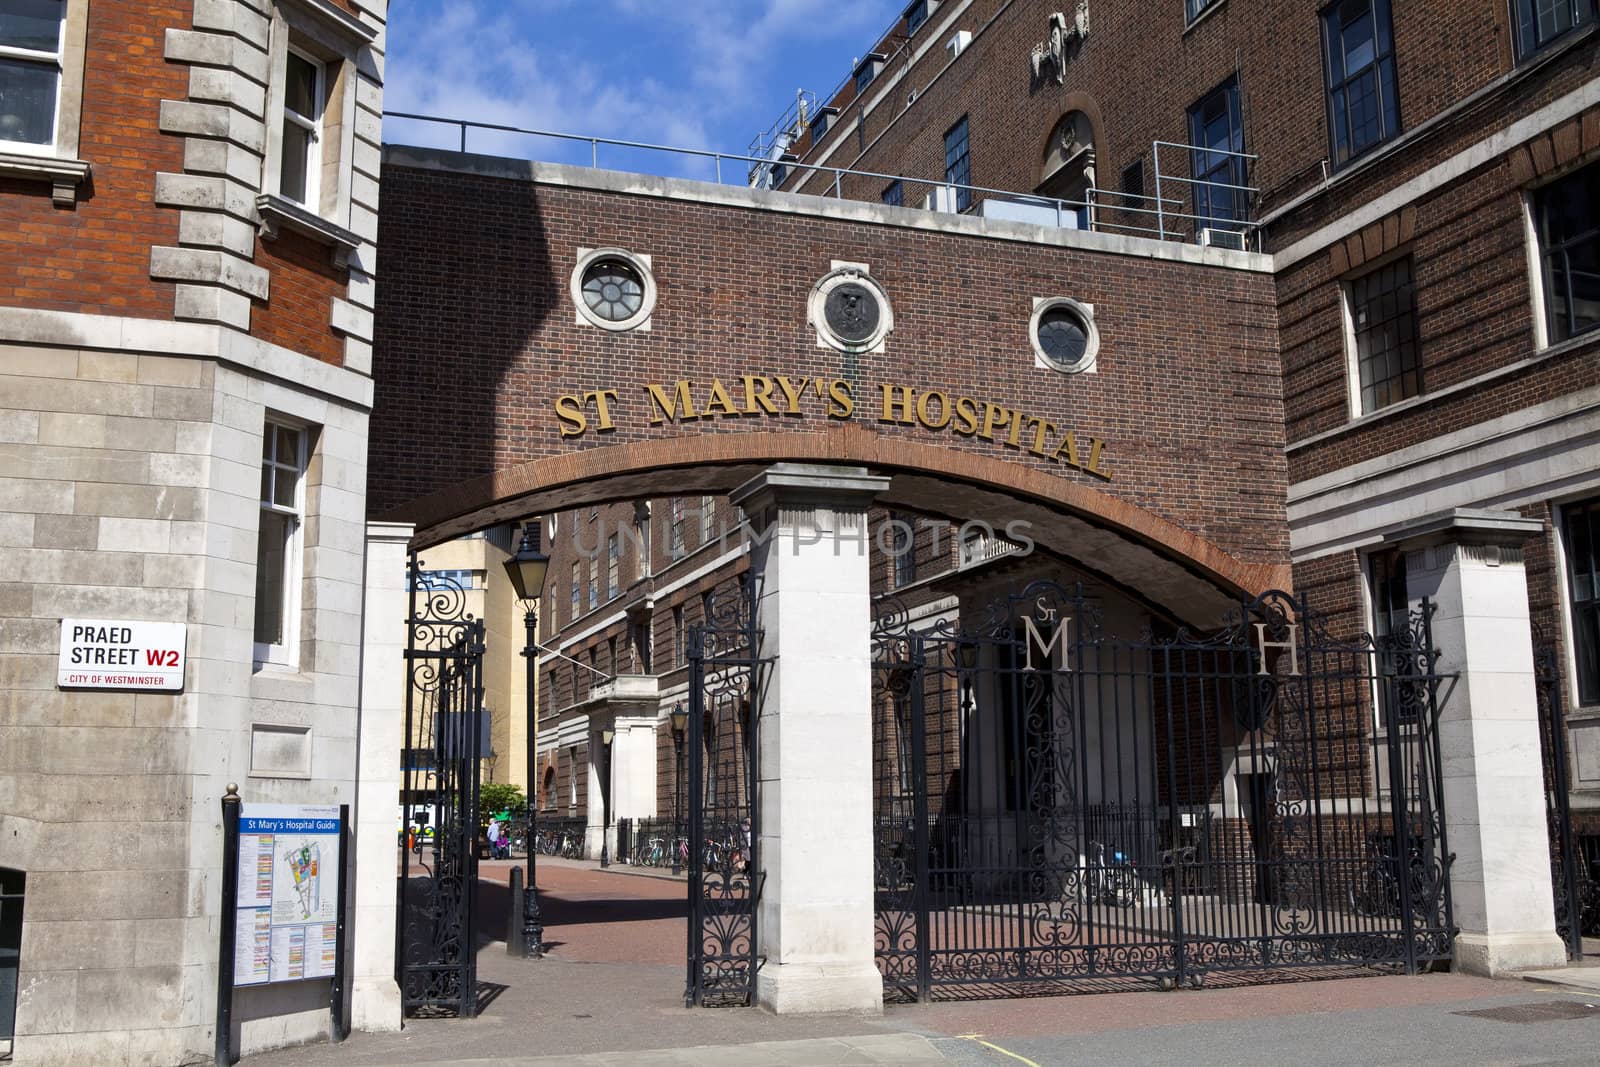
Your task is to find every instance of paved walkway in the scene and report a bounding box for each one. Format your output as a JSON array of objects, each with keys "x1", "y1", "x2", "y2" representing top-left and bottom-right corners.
[{"x1": 246, "y1": 861, "x2": 1600, "y2": 1066}]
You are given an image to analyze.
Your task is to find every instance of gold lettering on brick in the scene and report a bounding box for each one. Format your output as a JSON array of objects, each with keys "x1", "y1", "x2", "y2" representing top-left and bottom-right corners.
[{"x1": 549, "y1": 373, "x2": 1112, "y2": 480}]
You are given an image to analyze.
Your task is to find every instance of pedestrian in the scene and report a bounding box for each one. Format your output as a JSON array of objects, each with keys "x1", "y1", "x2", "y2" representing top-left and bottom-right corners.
[{"x1": 486, "y1": 816, "x2": 502, "y2": 859}]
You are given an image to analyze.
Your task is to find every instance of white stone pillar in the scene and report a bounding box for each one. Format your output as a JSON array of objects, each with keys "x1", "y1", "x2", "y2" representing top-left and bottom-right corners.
[
  {"x1": 351, "y1": 521, "x2": 411, "y2": 1031},
  {"x1": 613, "y1": 715, "x2": 658, "y2": 820},
  {"x1": 586, "y1": 731, "x2": 609, "y2": 859},
  {"x1": 731, "y1": 463, "x2": 889, "y2": 1014},
  {"x1": 1392, "y1": 509, "x2": 1566, "y2": 975}
]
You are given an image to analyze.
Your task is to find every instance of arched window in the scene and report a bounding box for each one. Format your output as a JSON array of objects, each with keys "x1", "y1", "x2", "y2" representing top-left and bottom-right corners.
[
  {"x1": 1037, "y1": 111, "x2": 1096, "y2": 229},
  {"x1": 541, "y1": 765, "x2": 557, "y2": 811}
]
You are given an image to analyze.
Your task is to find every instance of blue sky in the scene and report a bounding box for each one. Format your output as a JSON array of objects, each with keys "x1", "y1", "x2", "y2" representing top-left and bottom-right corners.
[{"x1": 383, "y1": 1, "x2": 903, "y2": 181}]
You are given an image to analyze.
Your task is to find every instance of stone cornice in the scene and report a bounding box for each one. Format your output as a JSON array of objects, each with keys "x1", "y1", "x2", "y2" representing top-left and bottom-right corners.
[
  {"x1": 0, "y1": 150, "x2": 90, "y2": 207},
  {"x1": 0, "y1": 307, "x2": 374, "y2": 409}
]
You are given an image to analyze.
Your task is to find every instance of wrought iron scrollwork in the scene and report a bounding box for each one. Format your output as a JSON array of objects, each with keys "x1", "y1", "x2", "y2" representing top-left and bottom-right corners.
[
  {"x1": 399, "y1": 558, "x2": 486, "y2": 1017},
  {"x1": 685, "y1": 577, "x2": 767, "y2": 1007},
  {"x1": 871, "y1": 582, "x2": 1456, "y2": 1001},
  {"x1": 1536, "y1": 644, "x2": 1593, "y2": 958}
]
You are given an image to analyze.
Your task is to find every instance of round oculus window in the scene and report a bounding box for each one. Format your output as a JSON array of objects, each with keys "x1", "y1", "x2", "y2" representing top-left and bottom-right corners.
[
  {"x1": 1029, "y1": 297, "x2": 1098, "y2": 373},
  {"x1": 580, "y1": 260, "x2": 645, "y2": 322},
  {"x1": 570, "y1": 247, "x2": 657, "y2": 331},
  {"x1": 1037, "y1": 307, "x2": 1088, "y2": 366}
]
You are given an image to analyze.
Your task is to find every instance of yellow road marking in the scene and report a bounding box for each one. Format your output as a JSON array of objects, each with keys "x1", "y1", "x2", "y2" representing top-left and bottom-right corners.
[{"x1": 956, "y1": 1033, "x2": 1043, "y2": 1067}]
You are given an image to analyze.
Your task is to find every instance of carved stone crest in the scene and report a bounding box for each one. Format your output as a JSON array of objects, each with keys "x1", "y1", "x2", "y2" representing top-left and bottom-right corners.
[
  {"x1": 1030, "y1": 2, "x2": 1090, "y2": 86},
  {"x1": 808, "y1": 265, "x2": 894, "y2": 354},
  {"x1": 824, "y1": 282, "x2": 880, "y2": 344}
]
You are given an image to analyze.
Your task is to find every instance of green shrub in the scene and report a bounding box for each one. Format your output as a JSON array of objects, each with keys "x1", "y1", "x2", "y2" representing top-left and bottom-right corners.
[{"x1": 479, "y1": 782, "x2": 527, "y2": 827}]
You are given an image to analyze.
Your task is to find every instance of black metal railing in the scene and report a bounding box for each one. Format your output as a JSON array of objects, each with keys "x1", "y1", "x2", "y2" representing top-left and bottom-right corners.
[
  {"x1": 532, "y1": 816, "x2": 589, "y2": 859},
  {"x1": 1537, "y1": 645, "x2": 1593, "y2": 956},
  {"x1": 398, "y1": 560, "x2": 485, "y2": 1018},
  {"x1": 685, "y1": 579, "x2": 767, "y2": 1008},
  {"x1": 872, "y1": 583, "x2": 1454, "y2": 1002},
  {"x1": 623, "y1": 818, "x2": 687, "y2": 870}
]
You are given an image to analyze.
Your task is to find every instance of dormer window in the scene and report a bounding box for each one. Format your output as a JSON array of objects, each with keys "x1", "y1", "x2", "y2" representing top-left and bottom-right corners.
[
  {"x1": 905, "y1": 0, "x2": 937, "y2": 34},
  {"x1": 853, "y1": 52, "x2": 886, "y2": 93},
  {"x1": 810, "y1": 106, "x2": 839, "y2": 140}
]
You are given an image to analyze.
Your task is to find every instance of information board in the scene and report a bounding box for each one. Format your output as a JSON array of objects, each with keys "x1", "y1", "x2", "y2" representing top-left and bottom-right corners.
[
  {"x1": 233, "y1": 804, "x2": 341, "y2": 986},
  {"x1": 57, "y1": 618, "x2": 187, "y2": 691}
]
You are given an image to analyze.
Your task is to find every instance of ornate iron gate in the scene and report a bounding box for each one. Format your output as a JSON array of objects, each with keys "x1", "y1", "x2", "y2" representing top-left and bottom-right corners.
[
  {"x1": 872, "y1": 583, "x2": 1455, "y2": 1001},
  {"x1": 1536, "y1": 645, "x2": 1593, "y2": 957},
  {"x1": 398, "y1": 558, "x2": 486, "y2": 1016},
  {"x1": 685, "y1": 582, "x2": 765, "y2": 1007}
]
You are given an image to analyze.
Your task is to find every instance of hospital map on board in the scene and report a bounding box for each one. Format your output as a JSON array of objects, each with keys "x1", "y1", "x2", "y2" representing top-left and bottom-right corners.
[{"x1": 233, "y1": 803, "x2": 341, "y2": 986}]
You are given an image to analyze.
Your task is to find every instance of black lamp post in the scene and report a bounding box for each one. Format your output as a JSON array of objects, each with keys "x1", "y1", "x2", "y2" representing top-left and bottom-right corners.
[
  {"x1": 670, "y1": 704, "x2": 688, "y2": 875},
  {"x1": 503, "y1": 521, "x2": 550, "y2": 959}
]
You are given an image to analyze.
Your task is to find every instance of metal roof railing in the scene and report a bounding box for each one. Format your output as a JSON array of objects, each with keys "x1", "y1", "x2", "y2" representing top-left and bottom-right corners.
[{"x1": 384, "y1": 113, "x2": 1260, "y2": 250}]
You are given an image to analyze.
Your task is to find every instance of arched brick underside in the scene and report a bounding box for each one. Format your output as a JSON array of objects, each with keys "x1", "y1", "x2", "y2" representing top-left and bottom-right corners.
[{"x1": 392, "y1": 424, "x2": 1291, "y2": 628}]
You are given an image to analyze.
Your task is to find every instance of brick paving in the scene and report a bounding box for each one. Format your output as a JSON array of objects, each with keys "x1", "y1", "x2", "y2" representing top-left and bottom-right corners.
[{"x1": 246, "y1": 861, "x2": 1600, "y2": 1066}]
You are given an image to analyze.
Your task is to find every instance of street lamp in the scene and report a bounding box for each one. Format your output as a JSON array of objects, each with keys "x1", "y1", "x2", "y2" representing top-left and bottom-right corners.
[
  {"x1": 503, "y1": 521, "x2": 550, "y2": 959},
  {"x1": 670, "y1": 704, "x2": 688, "y2": 875},
  {"x1": 599, "y1": 728, "x2": 615, "y2": 867}
]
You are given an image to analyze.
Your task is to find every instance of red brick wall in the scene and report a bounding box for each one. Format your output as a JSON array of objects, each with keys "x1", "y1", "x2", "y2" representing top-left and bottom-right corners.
[
  {"x1": 784, "y1": 0, "x2": 1523, "y2": 232},
  {"x1": 251, "y1": 230, "x2": 348, "y2": 365},
  {"x1": 1279, "y1": 128, "x2": 1600, "y2": 474},
  {"x1": 0, "y1": 1, "x2": 358, "y2": 362},
  {"x1": 372, "y1": 165, "x2": 1289, "y2": 569},
  {"x1": 0, "y1": 1, "x2": 187, "y2": 318}
]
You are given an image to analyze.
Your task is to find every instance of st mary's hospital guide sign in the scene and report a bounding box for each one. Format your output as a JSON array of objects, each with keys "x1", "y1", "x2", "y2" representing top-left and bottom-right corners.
[{"x1": 234, "y1": 805, "x2": 342, "y2": 985}]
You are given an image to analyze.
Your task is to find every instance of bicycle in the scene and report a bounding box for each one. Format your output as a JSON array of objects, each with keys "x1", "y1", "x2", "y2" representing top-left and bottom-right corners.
[
  {"x1": 1082, "y1": 840, "x2": 1137, "y2": 908},
  {"x1": 639, "y1": 836, "x2": 667, "y2": 867}
]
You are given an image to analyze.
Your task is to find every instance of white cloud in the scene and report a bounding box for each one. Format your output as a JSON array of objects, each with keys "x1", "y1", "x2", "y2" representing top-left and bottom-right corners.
[{"x1": 384, "y1": 1, "x2": 893, "y2": 179}]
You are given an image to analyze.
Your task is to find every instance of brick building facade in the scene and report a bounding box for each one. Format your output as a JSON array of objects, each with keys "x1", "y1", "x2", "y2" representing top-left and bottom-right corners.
[
  {"x1": 2, "y1": 0, "x2": 1596, "y2": 1049},
  {"x1": 0, "y1": 0, "x2": 393, "y2": 1062},
  {"x1": 369, "y1": 0, "x2": 1596, "y2": 1007}
]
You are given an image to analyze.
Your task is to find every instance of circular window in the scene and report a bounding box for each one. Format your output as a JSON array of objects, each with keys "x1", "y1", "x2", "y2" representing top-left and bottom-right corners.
[
  {"x1": 1028, "y1": 297, "x2": 1099, "y2": 374},
  {"x1": 582, "y1": 261, "x2": 644, "y2": 321},
  {"x1": 809, "y1": 267, "x2": 894, "y2": 353},
  {"x1": 570, "y1": 248, "x2": 657, "y2": 331}
]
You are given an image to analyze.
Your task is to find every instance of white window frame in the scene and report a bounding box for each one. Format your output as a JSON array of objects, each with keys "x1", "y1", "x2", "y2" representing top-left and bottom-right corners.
[
  {"x1": 1554, "y1": 495, "x2": 1600, "y2": 712},
  {"x1": 1523, "y1": 161, "x2": 1600, "y2": 352},
  {"x1": 278, "y1": 45, "x2": 325, "y2": 210},
  {"x1": 254, "y1": 418, "x2": 309, "y2": 670},
  {"x1": 606, "y1": 533, "x2": 619, "y2": 601},
  {"x1": 1339, "y1": 281, "x2": 1365, "y2": 420},
  {"x1": 0, "y1": 0, "x2": 88, "y2": 203},
  {"x1": 1338, "y1": 248, "x2": 1421, "y2": 419},
  {"x1": 257, "y1": 0, "x2": 374, "y2": 258},
  {"x1": 0, "y1": 0, "x2": 64, "y2": 154},
  {"x1": 1521, "y1": 191, "x2": 1552, "y2": 352}
]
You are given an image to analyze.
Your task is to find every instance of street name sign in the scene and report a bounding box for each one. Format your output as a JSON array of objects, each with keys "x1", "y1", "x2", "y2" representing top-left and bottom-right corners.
[{"x1": 57, "y1": 618, "x2": 187, "y2": 691}]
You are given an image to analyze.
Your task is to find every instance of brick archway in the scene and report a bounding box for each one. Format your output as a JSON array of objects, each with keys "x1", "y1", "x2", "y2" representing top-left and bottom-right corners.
[{"x1": 388, "y1": 423, "x2": 1288, "y2": 627}]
